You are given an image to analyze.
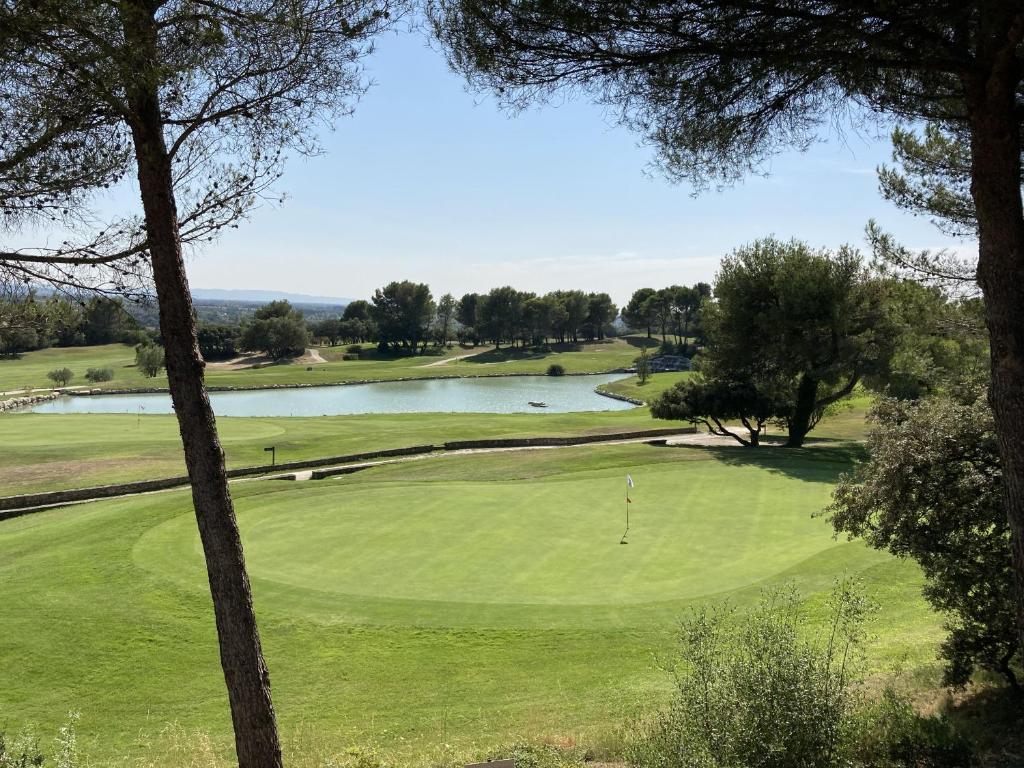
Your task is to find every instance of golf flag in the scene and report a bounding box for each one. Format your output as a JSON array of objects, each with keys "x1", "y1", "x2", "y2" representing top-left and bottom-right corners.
[{"x1": 627, "y1": 474, "x2": 634, "y2": 488}]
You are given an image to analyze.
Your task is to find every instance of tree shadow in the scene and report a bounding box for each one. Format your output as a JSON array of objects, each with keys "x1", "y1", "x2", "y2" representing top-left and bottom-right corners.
[
  {"x1": 645, "y1": 438, "x2": 863, "y2": 485},
  {"x1": 623, "y1": 335, "x2": 660, "y2": 350},
  {"x1": 462, "y1": 342, "x2": 588, "y2": 364},
  {"x1": 940, "y1": 686, "x2": 1024, "y2": 765}
]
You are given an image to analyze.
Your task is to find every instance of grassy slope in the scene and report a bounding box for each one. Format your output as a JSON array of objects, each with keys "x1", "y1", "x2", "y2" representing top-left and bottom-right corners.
[
  {"x1": 0, "y1": 443, "x2": 939, "y2": 766},
  {"x1": 597, "y1": 371, "x2": 692, "y2": 403},
  {"x1": 0, "y1": 344, "x2": 146, "y2": 392},
  {"x1": 0, "y1": 338, "x2": 647, "y2": 394}
]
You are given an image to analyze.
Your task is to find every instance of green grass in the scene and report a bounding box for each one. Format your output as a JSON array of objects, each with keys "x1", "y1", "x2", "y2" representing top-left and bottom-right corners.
[
  {"x1": 0, "y1": 409, "x2": 668, "y2": 496},
  {"x1": 0, "y1": 339, "x2": 647, "y2": 395},
  {"x1": 0, "y1": 442, "x2": 941, "y2": 766},
  {"x1": 0, "y1": 344, "x2": 148, "y2": 392},
  {"x1": 0, "y1": 388, "x2": 874, "y2": 497},
  {"x1": 597, "y1": 371, "x2": 692, "y2": 403}
]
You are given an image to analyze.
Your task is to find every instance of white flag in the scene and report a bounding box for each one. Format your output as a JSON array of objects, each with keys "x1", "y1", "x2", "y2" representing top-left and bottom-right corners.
[{"x1": 626, "y1": 474, "x2": 634, "y2": 488}]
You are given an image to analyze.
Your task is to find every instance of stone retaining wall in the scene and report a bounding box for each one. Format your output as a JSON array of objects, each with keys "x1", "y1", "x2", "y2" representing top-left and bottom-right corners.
[
  {"x1": 593, "y1": 388, "x2": 646, "y2": 406},
  {"x1": 0, "y1": 444, "x2": 436, "y2": 515},
  {"x1": 0, "y1": 391, "x2": 59, "y2": 412}
]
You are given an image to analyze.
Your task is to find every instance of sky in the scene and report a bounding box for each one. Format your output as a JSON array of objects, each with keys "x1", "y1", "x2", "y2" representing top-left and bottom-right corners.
[{"x1": 166, "y1": 28, "x2": 972, "y2": 307}]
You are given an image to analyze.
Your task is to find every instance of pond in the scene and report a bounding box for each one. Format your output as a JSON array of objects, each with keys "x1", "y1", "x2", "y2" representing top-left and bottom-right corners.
[{"x1": 27, "y1": 373, "x2": 635, "y2": 417}]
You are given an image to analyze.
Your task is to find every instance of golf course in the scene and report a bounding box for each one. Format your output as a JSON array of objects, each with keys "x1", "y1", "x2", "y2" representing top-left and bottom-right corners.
[{"x1": 0, "y1": 390, "x2": 944, "y2": 766}]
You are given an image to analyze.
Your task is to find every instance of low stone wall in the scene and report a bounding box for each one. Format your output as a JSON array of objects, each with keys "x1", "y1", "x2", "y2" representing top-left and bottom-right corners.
[
  {"x1": 442, "y1": 426, "x2": 694, "y2": 450},
  {"x1": 0, "y1": 391, "x2": 59, "y2": 413},
  {"x1": 0, "y1": 445, "x2": 437, "y2": 515},
  {"x1": 594, "y1": 388, "x2": 646, "y2": 406},
  {"x1": 0, "y1": 429, "x2": 695, "y2": 517}
]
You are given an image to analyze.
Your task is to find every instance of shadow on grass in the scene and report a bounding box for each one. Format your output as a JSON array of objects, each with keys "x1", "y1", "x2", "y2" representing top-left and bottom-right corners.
[
  {"x1": 622, "y1": 335, "x2": 661, "y2": 349},
  {"x1": 941, "y1": 686, "x2": 1024, "y2": 766},
  {"x1": 462, "y1": 342, "x2": 594, "y2": 364},
  {"x1": 645, "y1": 438, "x2": 864, "y2": 484}
]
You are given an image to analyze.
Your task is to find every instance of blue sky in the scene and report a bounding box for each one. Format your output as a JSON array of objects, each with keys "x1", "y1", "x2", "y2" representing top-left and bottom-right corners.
[{"x1": 182, "y1": 28, "x2": 973, "y2": 307}]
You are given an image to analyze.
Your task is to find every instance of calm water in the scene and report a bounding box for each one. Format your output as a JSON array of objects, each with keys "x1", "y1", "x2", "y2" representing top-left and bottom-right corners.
[{"x1": 28, "y1": 374, "x2": 634, "y2": 417}]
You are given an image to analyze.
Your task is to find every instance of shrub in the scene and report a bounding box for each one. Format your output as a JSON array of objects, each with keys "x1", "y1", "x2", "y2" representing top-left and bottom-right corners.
[
  {"x1": 0, "y1": 712, "x2": 80, "y2": 768},
  {"x1": 342, "y1": 353, "x2": 359, "y2": 361},
  {"x1": 627, "y1": 583, "x2": 866, "y2": 768},
  {"x1": 346, "y1": 344, "x2": 363, "y2": 353},
  {"x1": 626, "y1": 583, "x2": 972, "y2": 768},
  {"x1": 46, "y1": 367, "x2": 73, "y2": 387},
  {"x1": 546, "y1": 363, "x2": 566, "y2": 376},
  {"x1": 84, "y1": 367, "x2": 114, "y2": 383}
]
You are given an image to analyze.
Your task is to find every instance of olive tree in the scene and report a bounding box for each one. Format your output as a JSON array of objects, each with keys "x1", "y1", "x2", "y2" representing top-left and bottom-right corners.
[
  {"x1": 0, "y1": 3, "x2": 399, "y2": 766},
  {"x1": 429, "y1": 0, "x2": 1024, "y2": 664}
]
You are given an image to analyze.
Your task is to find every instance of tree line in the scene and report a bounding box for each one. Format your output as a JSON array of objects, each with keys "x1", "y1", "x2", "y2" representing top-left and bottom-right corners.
[{"x1": 0, "y1": 293, "x2": 150, "y2": 355}]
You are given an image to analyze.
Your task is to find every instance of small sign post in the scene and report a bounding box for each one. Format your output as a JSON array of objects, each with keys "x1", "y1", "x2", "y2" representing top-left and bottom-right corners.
[{"x1": 264, "y1": 446, "x2": 276, "y2": 468}]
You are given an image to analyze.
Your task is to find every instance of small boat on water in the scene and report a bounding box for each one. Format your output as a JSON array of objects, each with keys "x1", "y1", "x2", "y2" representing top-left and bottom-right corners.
[{"x1": 528, "y1": 401, "x2": 549, "y2": 408}]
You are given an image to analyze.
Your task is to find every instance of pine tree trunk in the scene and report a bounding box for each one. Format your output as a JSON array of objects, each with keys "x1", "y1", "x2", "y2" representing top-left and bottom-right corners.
[
  {"x1": 969, "y1": 64, "x2": 1024, "y2": 661},
  {"x1": 120, "y1": 4, "x2": 283, "y2": 767},
  {"x1": 784, "y1": 373, "x2": 818, "y2": 448}
]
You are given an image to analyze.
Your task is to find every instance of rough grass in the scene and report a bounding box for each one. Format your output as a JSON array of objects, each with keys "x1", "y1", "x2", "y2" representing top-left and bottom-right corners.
[{"x1": 0, "y1": 442, "x2": 940, "y2": 766}]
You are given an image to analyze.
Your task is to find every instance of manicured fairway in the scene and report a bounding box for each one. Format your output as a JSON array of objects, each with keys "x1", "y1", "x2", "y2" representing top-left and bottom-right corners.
[{"x1": 0, "y1": 442, "x2": 941, "y2": 767}]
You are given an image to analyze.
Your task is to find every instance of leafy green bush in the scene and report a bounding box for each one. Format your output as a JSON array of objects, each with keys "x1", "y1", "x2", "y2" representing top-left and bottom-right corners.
[
  {"x1": 342, "y1": 353, "x2": 359, "y2": 361},
  {"x1": 546, "y1": 363, "x2": 566, "y2": 376},
  {"x1": 626, "y1": 583, "x2": 972, "y2": 768},
  {"x1": 46, "y1": 367, "x2": 73, "y2": 387},
  {"x1": 346, "y1": 344, "x2": 363, "y2": 354},
  {"x1": 84, "y1": 367, "x2": 114, "y2": 383}
]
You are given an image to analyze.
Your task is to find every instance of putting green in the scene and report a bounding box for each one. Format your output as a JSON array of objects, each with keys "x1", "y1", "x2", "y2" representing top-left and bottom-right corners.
[{"x1": 133, "y1": 454, "x2": 892, "y2": 627}]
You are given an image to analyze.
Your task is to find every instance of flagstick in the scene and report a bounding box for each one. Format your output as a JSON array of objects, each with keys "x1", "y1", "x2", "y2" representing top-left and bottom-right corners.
[{"x1": 620, "y1": 478, "x2": 630, "y2": 545}]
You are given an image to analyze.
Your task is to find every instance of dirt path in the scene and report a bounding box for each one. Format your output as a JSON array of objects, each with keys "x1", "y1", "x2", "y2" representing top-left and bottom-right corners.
[
  {"x1": 417, "y1": 352, "x2": 478, "y2": 368},
  {"x1": 206, "y1": 348, "x2": 326, "y2": 371},
  {"x1": 301, "y1": 348, "x2": 326, "y2": 364}
]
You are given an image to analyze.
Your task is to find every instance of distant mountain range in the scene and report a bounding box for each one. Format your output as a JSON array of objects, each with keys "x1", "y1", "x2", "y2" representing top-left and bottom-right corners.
[{"x1": 191, "y1": 288, "x2": 352, "y2": 306}]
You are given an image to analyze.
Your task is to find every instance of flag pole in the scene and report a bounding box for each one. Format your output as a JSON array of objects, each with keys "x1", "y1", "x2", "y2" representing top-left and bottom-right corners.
[{"x1": 620, "y1": 474, "x2": 631, "y2": 544}]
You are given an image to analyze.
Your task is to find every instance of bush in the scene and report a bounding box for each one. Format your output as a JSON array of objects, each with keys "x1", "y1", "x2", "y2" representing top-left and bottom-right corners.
[
  {"x1": 46, "y1": 367, "x2": 73, "y2": 387},
  {"x1": 346, "y1": 344, "x2": 363, "y2": 353},
  {"x1": 626, "y1": 583, "x2": 972, "y2": 768},
  {"x1": 627, "y1": 584, "x2": 869, "y2": 768},
  {"x1": 342, "y1": 353, "x2": 359, "y2": 361},
  {"x1": 84, "y1": 367, "x2": 114, "y2": 383},
  {"x1": 546, "y1": 363, "x2": 566, "y2": 376}
]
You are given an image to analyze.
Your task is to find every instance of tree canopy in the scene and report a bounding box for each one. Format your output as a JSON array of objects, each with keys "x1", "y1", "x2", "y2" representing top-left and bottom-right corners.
[{"x1": 702, "y1": 238, "x2": 897, "y2": 447}]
